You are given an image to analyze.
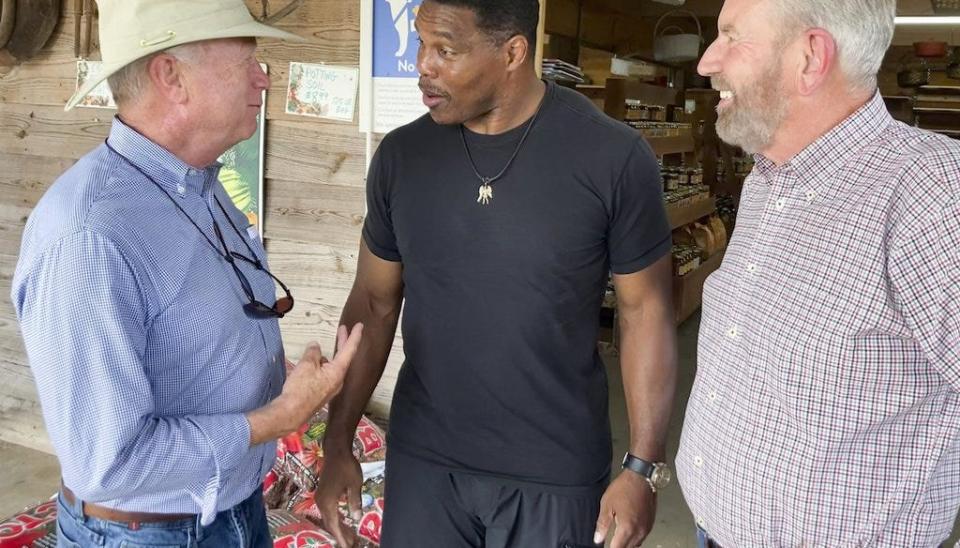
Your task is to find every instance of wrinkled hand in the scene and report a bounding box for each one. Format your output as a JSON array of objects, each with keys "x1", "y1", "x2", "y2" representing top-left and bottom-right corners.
[
  {"x1": 315, "y1": 449, "x2": 364, "y2": 548},
  {"x1": 281, "y1": 324, "x2": 363, "y2": 428},
  {"x1": 594, "y1": 471, "x2": 657, "y2": 548}
]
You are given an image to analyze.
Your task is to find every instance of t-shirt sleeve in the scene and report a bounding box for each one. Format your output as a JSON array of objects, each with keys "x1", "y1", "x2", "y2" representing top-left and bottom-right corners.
[
  {"x1": 608, "y1": 139, "x2": 672, "y2": 274},
  {"x1": 362, "y1": 144, "x2": 402, "y2": 262}
]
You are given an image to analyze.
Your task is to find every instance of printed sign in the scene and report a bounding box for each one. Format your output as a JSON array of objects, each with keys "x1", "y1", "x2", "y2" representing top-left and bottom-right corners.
[
  {"x1": 360, "y1": 0, "x2": 429, "y2": 133},
  {"x1": 286, "y1": 63, "x2": 359, "y2": 122},
  {"x1": 75, "y1": 60, "x2": 117, "y2": 109}
]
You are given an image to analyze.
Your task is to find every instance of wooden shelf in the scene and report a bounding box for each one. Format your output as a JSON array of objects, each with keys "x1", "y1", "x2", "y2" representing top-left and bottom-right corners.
[
  {"x1": 666, "y1": 196, "x2": 717, "y2": 230},
  {"x1": 576, "y1": 84, "x2": 606, "y2": 99},
  {"x1": 674, "y1": 246, "x2": 726, "y2": 325},
  {"x1": 918, "y1": 85, "x2": 960, "y2": 95},
  {"x1": 914, "y1": 107, "x2": 960, "y2": 113},
  {"x1": 644, "y1": 132, "x2": 695, "y2": 155},
  {"x1": 600, "y1": 243, "x2": 725, "y2": 345},
  {"x1": 932, "y1": 129, "x2": 960, "y2": 139}
]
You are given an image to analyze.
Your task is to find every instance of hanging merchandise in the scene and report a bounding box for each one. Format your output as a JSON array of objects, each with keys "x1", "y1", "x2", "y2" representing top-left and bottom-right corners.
[
  {"x1": 0, "y1": 0, "x2": 14, "y2": 50},
  {"x1": 4, "y1": 0, "x2": 61, "y2": 61},
  {"x1": 899, "y1": 41, "x2": 950, "y2": 89},
  {"x1": 897, "y1": 53, "x2": 930, "y2": 89},
  {"x1": 256, "y1": 0, "x2": 304, "y2": 24},
  {"x1": 947, "y1": 47, "x2": 960, "y2": 80},
  {"x1": 653, "y1": 10, "x2": 703, "y2": 63}
]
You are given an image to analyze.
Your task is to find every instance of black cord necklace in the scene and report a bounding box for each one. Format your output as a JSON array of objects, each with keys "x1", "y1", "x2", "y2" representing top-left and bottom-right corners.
[{"x1": 459, "y1": 93, "x2": 546, "y2": 206}]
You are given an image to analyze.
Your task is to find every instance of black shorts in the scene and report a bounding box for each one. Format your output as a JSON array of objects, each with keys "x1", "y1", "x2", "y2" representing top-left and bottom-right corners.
[{"x1": 381, "y1": 449, "x2": 606, "y2": 548}]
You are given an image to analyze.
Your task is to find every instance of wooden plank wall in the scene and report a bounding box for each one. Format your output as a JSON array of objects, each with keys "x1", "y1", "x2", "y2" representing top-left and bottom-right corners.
[{"x1": 0, "y1": 0, "x2": 404, "y2": 453}]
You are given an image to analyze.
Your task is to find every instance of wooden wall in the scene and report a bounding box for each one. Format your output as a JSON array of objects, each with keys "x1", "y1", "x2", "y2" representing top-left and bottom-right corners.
[{"x1": 0, "y1": 0, "x2": 404, "y2": 453}]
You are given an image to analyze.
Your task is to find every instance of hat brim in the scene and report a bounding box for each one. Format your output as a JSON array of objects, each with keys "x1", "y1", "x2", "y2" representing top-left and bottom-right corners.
[{"x1": 65, "y1": 21, "x2": 305, "y2": 111}]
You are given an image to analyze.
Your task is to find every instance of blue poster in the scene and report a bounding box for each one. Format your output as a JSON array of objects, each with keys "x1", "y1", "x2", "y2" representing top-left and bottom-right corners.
[{"x1": 372, "y1": 0, "x2": 423, "y2": 78}]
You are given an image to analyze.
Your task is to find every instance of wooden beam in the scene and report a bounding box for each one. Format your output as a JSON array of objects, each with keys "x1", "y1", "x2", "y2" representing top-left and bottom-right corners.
[
  {"x1": 897, "y1": 0, "x2": 935, "y2": 16},
  {"x1": 583, "y1": 0, "x2": 722, "y2": 19},
  {"x1": 536, "y1": 0, "x2": 547, "y2": 74}
]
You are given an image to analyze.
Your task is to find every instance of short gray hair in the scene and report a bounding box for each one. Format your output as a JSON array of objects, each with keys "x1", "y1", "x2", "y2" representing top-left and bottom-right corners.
[
  {"x1": 772, "y1": 0, "x2": 896, "y2": 92},
  {"x1": 107, "y1": 43, "x2": 202, "y2": 108}
]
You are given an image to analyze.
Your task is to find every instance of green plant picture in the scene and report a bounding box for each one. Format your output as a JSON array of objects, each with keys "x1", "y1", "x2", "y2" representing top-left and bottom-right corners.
[{"x1": 218, "y1": 64, "x2": 267, "y2": 236}]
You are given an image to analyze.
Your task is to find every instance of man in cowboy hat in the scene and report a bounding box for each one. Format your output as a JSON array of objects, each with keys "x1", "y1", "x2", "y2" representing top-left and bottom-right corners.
[{"x1": 11, "y1": 1, "x2": 362, "y2": 546}]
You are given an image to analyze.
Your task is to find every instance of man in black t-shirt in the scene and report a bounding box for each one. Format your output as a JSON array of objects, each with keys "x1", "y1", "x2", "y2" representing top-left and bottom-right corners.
[{"x1": 315, "y1": 1, "x2": 677, "y2": 547}]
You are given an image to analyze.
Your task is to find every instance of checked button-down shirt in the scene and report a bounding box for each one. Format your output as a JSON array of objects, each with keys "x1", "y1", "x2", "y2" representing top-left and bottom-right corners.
[{"x1": 678, "y1": 93, "x2": 960, "y2": 547}]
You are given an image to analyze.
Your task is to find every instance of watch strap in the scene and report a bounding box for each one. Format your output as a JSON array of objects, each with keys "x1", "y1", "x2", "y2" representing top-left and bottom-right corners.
[{"x1": 621, "y1": 453, "x2": 656, "y2": 478}]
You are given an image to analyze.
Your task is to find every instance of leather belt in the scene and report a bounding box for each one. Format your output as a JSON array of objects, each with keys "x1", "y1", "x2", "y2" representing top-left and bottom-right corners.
[{"x1": 61, "y1": 484, "x2": 195, "y2": 525}]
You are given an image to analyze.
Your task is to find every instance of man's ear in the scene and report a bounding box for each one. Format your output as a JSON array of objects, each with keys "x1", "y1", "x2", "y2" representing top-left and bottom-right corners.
[
  {"x1": 797, "y1": 28, "x2": 837, "y2": 95},
  {"x1": 504, "y1": 34, "x2": 531, "y2": 72},
  {"x1": 147, "y1": 53, "x2": 189, "y2": 104}
]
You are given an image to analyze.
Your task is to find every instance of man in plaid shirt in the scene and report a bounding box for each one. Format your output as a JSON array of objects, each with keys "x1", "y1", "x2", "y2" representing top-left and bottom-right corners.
[{"x1": 678, "y1": 0, "x2": 960, "y2": 545}]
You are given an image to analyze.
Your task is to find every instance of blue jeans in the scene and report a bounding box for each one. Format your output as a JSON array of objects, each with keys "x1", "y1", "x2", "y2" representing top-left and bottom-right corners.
[
  {"x1": 56, "y1": 487, "x2": 270, "y2": 548},
  {"x1": 697, "y1": 525, "x2": 721, "y2": 548}
]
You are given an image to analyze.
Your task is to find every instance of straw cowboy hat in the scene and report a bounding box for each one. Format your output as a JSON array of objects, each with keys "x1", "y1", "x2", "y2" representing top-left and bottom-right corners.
[{"x1": 65, "y1": 0, "x2": 305, "y2": 111}]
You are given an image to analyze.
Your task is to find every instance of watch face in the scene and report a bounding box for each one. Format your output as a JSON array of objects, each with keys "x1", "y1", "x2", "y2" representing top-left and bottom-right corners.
[{"x1": 651, "y1": 465, "x2": 673, "y2": 489}]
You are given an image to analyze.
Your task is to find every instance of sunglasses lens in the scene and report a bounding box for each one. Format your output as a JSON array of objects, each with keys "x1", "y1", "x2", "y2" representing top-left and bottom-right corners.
[
  {"x1": 243, "y1": 297, "x2": 293, "y2": 319},
  {"x1": 243, "y1": 301, "x2": 275, "y2": 319},
  {"x1": 275, "y1": 296, "x2": 294, "y2": 315}
]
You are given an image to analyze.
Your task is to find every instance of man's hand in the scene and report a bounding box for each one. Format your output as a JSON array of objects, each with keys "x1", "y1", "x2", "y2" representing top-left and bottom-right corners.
[
  {"x1": 314, "y1": 448, "x2": 364, "y2": 547},
  {"x1": 247, "y1": 324, "x2": 363, "y2": 446},
  {"x1": 594, "y1": 471, "x2": 657, "y2": 547},
  {"x1": 282, "y1": 324, "x2": 363, "y2": 425}
]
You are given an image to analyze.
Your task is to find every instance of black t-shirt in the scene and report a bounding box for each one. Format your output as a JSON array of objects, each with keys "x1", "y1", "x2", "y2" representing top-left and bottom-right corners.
[{"x1": 363, "y1": 81, "x2": 670, "y2": 489}]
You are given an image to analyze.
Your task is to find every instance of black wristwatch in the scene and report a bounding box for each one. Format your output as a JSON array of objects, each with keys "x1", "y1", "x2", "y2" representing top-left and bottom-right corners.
[{"x1": 621, "y1": 453, "x2": 672, "y2": 493}]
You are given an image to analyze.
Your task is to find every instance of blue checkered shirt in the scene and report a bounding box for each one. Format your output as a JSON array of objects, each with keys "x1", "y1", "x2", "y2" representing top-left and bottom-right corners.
[
  {"x1": 11, "y1": 118, "x2": 285, "y2": 525},
  {"x1": 678, "y1": 93, "x2": 960, "y2": 546}
]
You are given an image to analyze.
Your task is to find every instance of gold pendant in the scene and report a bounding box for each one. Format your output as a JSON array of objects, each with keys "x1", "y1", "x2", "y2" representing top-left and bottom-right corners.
[{"x1": 477, "y1": 183, "x2": 493, "y2": 205}]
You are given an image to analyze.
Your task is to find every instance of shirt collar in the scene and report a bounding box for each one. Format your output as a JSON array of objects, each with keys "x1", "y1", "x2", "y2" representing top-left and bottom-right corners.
[
  {"x1": 752, "y1": 91, "x2": 893, "y2": 195},
  {"x1": 106, "y1": 116, "x2": 222, "y2": 197}
]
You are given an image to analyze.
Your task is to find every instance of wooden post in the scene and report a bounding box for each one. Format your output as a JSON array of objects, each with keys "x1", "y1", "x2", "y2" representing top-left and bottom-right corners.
[{"x1": 536, "y1": 0, "x2": 547, "y2": 77}]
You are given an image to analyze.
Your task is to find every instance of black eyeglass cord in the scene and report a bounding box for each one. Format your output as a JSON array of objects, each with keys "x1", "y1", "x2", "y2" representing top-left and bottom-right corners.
[
  {"x1": 215, "y1": 197, "x2": 262, "y2": 268},
  {"x1": 103, "y1": 139, "x2": 261, "y2": 269}
]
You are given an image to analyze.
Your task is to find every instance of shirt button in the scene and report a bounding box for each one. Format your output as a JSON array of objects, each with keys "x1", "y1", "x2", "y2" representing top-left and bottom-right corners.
[
  {"x1": 176, "y1": 184, "x2": 186, "y2": 194},
  {"x1": 805, "y1": 190, "x2": 817, "y2": 202},
  {"x1": 727, "y1": 327, "x2": 739, "y2": 339},
  {"x1": 775, "y1": 198, "x2": 786, "y2": 211},
  {"x1": 694, "y1": 455, "x2": 704, "y2": 468},
  {"x1": 697, "y1": 516, "x2": 706, "y2": 528},
  {"x1": 746, "y1": 263, "x2": 757, "y2": 273},
  {"x1": 708, "y1": 390, "x2": 718, "y2": 402}
]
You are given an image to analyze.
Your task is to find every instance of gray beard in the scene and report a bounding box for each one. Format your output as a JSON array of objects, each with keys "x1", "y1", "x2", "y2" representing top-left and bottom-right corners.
[
  {"x1": 714, "y1": 63, "x2": 788, "y2": 154},
  {"x1": 716, "y1": 102, "x2": 782, "y2": 154}
]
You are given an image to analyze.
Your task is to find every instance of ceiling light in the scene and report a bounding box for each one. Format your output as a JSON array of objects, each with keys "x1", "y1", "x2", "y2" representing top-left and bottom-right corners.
[{"x1": 895, "y1": 16, "x2": 960, "y2": 25}]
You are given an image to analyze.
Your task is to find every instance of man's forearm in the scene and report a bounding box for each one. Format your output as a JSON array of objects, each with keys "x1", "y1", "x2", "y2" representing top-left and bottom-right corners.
[
  {"x1": 323, "y1": 291, "x2": 401, "y2": 452},
  {"x1": 247, "y1": 396, "x2": 299, "y2": 447},
  {"x1": 618, "y1": 303, "x2": 677, "y2": 461}
]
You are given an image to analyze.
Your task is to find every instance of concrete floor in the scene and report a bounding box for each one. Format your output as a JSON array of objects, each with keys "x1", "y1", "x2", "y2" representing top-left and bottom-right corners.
[
  {"x1": 603, "y1": 314, "x2": 700, "y2": 547},
  {"x1": 1, "y1": 313, "x2": 958, "y2": 546},
  {"x1": 0, "y1": 439, "x2": 60, "y2": 518}
]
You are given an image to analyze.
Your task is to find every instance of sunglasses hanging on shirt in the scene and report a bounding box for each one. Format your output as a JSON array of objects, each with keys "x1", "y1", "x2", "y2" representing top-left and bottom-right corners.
[{"x1": 104, "y1": 139, "x2": 294, "y2": 319}]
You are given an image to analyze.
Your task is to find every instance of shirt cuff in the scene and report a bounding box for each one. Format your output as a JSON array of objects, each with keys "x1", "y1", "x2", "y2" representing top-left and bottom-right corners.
[{"x1": 187, "y1": 413, "x2": 251, "y2": 524}]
